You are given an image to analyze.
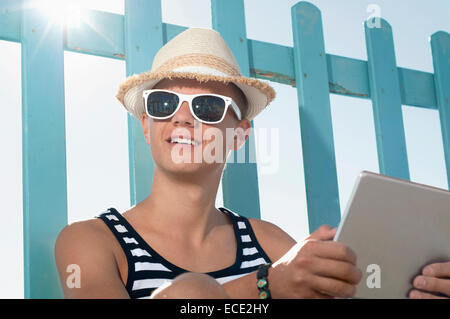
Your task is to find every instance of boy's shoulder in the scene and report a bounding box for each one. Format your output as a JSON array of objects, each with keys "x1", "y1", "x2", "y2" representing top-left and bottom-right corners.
[
  {"x1": 219, "y1": 206, "x2": 297, "y2": 262},
  {"x1": 55, "y1": 214, "x2": 116, "y2": 258}
]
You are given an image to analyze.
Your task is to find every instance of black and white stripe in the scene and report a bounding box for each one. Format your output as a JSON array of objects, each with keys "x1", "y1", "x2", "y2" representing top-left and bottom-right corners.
[{"x1": 97, "y1": 206, "x2": 271, "y2": 299}]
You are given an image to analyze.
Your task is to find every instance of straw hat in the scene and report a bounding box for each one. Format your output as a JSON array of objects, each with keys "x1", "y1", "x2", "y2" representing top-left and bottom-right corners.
[{"x1": 115, "y1": 27, "x2": 276, "y2": 121}]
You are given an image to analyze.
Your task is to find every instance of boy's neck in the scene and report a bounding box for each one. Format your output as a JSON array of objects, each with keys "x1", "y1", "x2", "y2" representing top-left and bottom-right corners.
[{"x1": 136, "y1": 167, "x2": 225, "y2": 245}]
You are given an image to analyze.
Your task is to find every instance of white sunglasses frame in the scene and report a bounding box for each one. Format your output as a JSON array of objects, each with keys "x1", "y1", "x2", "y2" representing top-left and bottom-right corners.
[{"x1": 142, "y1": 89, "x2": 242, "y2": 124}]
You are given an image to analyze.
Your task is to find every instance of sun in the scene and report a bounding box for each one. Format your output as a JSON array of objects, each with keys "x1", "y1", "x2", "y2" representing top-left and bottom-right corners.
[{"x1": 37, "y1": 0, "x2": 81, "y2": 28}]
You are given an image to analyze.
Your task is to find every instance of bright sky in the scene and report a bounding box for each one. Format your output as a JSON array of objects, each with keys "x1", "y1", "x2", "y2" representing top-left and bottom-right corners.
[{"x1": 1, "y1": 0, "x2": 449, "y2": 298}]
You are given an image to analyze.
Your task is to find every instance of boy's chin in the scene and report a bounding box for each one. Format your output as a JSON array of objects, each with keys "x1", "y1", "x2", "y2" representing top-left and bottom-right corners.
[{"x1": 161, "y1": 161, "x2": 223, "y2": 176}]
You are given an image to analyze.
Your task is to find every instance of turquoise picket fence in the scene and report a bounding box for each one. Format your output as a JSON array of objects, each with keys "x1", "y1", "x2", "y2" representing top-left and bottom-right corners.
[{"x1": 0, "y1": 0, "x2": 448, "y2": 299}]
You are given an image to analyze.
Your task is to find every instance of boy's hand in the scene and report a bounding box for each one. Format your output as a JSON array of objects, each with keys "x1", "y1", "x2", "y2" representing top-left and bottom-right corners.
[
  {"x1": 409, "y1": 262, "x2": 450, "y2": 299},
  {"x1": 269, "y1": 225, "x2": 362, "y2": 298}
]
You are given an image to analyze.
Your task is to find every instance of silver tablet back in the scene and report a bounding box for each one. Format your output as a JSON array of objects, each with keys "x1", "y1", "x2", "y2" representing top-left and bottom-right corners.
[{"x1": 334, "y1": 171, "x2": 450, "y2": 299}]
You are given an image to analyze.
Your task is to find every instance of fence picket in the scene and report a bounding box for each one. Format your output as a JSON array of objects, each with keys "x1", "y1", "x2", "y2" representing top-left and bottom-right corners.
[
  {"x1": 430, "y1": 31, "x2": 450, "y2": 188},
  {"x1": 291, "y1": 1, "x2": 341, "y2": 232},
  {"x1": 124, "y1": 0, "x2": 163, "y2": 205},
  {"x1": 21, "y1": 2, "x2": 67, "y2": 298},
  {"x1": 211, "y1": 0, "x2": 262, "y2": 219},
  {"x1": 364, "y1": 18, "x2": 410, "y2": 180}
]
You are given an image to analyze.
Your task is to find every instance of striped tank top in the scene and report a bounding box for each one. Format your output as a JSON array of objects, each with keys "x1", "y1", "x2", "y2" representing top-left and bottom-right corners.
[{"x1": 96, "y1": 207, "x2": 272, "y2": 299}]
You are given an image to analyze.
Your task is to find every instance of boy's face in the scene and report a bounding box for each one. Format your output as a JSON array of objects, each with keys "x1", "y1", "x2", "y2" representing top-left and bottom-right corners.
[{"x1": 140, "y1": 78, "x2": 251, "y2": 177}]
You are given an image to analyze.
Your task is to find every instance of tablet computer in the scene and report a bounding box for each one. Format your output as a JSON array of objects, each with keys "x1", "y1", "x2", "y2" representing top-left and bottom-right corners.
[{"x1": 334, "y1": 171, "x2": 450, "y2": 299}]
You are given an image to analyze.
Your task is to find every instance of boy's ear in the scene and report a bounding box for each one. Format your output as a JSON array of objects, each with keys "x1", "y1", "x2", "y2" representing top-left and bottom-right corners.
[
  {"x1": 233, "y1": 119, "x2": 252, "y2": 151},
  {"x1": 141, "y1": 113, "x2": 150, "y2": 145}
]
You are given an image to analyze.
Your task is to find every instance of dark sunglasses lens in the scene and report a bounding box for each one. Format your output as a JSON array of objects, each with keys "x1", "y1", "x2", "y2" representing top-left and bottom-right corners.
[
  {"x1": 146, "y1": 91, "x2": 179, "y2": 117},
  {"x1": 192, "y1": 96, "x2": 226, "y2": 123}
]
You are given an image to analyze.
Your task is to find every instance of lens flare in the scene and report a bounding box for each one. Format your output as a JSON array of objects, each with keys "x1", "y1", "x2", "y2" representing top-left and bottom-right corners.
[{"x1": 37, "y1": 0, "x2": 81, "y2": 28}]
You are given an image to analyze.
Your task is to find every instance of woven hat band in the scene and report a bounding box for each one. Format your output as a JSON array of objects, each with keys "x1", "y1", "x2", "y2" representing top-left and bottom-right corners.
[{"x1": 153, "y1": 53, "x2": 241, "y2": 77}]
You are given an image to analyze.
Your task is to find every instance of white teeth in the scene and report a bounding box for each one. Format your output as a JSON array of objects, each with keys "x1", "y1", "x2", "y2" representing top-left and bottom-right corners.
[{"x1": 170, "y1": 137, "x2": 199, "y2": 146}]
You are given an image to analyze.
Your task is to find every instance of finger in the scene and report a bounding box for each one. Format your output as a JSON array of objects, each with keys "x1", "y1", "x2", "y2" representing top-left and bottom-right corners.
[
  {"x1": 300, "y1": 290, "x2": 333, "y2": 299},
  {"x1": 409, "y1": 289, "x2": 448, "y2": 299},
  {"x1": 308, "y1": 257, "x2": 362, "y2": 285},
  {"x1": 314, "y1": 292, "x2": 334, "y2": 299},
  {"x1": 311, "y1": 275, "x2": 357, "y2": 298},
  {"x1": 307, "y1": 225, "x2": 336, "y2": 241},
  {"x1": 328, "y1": 228, "x2": 337, "y2": 240},
  {"x1": 413, "y1": 275, "x2": 450, "y2": 297},
  {"x1": 422, "y1": 262, "x2": 450, "y2": 278},
  {"x1": 303, "y1": 240, "x2": 357, "y2": 265}
]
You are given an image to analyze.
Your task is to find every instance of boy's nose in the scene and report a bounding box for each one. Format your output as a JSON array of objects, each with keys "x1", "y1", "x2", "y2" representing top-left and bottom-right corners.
[{"x1": 171, "y1": 101, "x2": 194, "y2": 126}]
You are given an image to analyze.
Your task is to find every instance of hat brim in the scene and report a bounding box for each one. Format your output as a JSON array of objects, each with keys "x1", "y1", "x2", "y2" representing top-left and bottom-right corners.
[{"x1": 116, "y1": 70, "x2": 276, "y2": 121}]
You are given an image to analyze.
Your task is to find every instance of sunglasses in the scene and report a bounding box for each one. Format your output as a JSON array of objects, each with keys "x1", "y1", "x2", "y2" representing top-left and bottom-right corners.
[{"x1": 142, "y1": 89, "x2": 242, "y2": 124}]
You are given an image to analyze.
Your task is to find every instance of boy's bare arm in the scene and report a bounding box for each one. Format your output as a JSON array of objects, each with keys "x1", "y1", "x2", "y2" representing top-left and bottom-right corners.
[
  {"x1": 54, "y1": 220, "x2": 130, "y2": 299},
  {"x1": 222, "y1": 220, "x2": 362, "y2": 299},
  {"x1": 221, "y1": 218, "x2": 296, "y2": 298}
]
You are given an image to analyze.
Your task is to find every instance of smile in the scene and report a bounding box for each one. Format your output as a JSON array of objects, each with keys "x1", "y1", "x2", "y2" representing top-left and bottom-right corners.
[{"x1": 167, "y1": 137, "x2": 201, "y2": 146}]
